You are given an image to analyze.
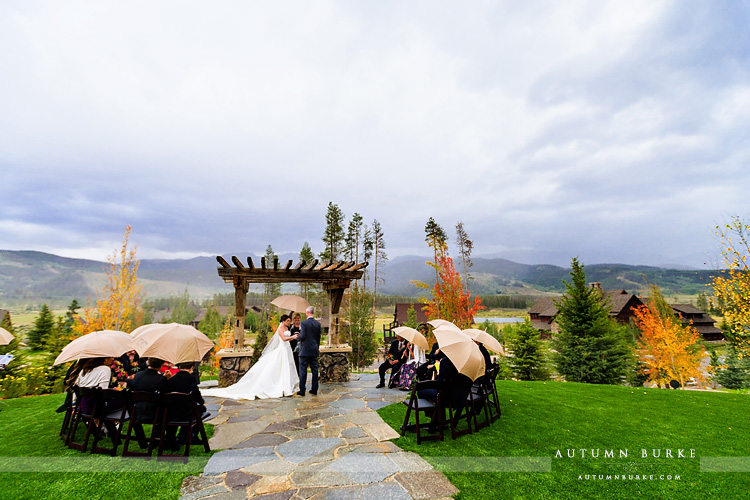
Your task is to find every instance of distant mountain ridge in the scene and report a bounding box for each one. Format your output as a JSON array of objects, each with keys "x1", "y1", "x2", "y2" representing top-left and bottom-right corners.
[{"x1": 0, "y1": 250, "x2": 717, "y2": 308}]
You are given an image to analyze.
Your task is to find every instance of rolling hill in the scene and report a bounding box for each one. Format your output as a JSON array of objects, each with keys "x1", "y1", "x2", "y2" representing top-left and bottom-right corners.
[{"x1": 0, "y1": 250, "x2": 718, "y2": 309}]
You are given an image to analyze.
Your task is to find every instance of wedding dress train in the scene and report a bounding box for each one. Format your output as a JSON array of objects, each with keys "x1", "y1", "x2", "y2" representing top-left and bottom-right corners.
[{"x1": 202, "y1": 325, "x2": 299, "y2": 400}]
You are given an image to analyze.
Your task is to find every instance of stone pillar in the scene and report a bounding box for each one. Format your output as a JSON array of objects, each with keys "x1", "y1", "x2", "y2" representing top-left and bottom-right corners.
[
  {"x1": 217, "y1": 352, "x2": 254, "y2": 388},
  {"x1": 319, "y1": 348, "x2": 352, "y2": 383}
]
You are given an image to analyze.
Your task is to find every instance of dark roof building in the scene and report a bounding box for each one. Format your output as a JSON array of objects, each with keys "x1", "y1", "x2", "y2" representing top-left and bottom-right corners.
[{"x1": 671, "y1": 304, "x2": 724, "y2": 341}]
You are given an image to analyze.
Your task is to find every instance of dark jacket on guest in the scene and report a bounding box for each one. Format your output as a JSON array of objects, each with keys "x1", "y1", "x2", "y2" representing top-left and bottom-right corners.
[
  {"x1": 163, "y1": 370, "x2": 206, "y2": 420},
  {"x1": 478, "y1": 344, "x2": 492, "y2": 373},
  {"x1": 127, "y1": 368, "x2": 167, "y2": 422}
]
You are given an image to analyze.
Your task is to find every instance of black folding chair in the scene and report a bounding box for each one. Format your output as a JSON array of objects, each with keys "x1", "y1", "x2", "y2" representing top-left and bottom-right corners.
[
  {"x1": 66, "y1": 386, "x2": 97, "y2": 452},
  {"x1": 485, "y1": 363, "x2": 501, "y2": 421},
  {"x1": 90, "y1": 388, "x2": 130, "y2": 456},
  {"x1": 122, "y1": 391, "x2": 162, "y2": 457},
  {"x1": 468, "y1": 376, "x2": 492, "y2": 431},
  {"x1": 156, "y1": 392, "x2": 211, "y2": 461},
  {"x1": 59, "y1": 389, "x2": 77, "y2": 441},
  {"x1": 401, "y1": 379, "x2": 445, "y2": 444}
]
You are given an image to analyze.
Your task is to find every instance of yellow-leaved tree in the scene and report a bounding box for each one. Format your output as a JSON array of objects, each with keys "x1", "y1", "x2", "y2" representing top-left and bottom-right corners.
[
  {"x1": 632, "y1": 285, "x2": 703, "y2": 388},
  {"x1": 712, "y1": 216, "x2": 750, "y2": 356},
  {"x1": 73, "y1": 226, "x2": 143, "y2": 336}
]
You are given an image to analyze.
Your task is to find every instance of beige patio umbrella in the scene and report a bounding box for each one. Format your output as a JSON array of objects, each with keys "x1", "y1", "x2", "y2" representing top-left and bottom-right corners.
[
  {"x1": 427, "y1": 319, "x2": 461, "y2": 332},
  {"x1": 53, "y1": 330, "x2": 132, "y2": 365},
  {"x1": 0, "y1": 327, "x2": 14, "y2": 346},
  {"x1": 130, "y1": 323, "x2": 169, "y2": 338},
  {"x1": 271, "y1": 294, "x2": 311, "y2": 313},
  {"x1": 392, "y1": 326, "x2": 429, "y2": 351},
  {"x1": 463, "y1": 329, "x2": 506, "y2": 356},
  {"x1": 433, "y1": 326, "x2": 486, "y2": 381},
  {"x1": 127, "y1": 323, "x2": 214, "y2": 364}
]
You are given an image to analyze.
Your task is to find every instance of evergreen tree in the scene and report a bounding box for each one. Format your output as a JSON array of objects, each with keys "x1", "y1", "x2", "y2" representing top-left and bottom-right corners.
[
  {"x1": 507, "y1": 320, "x2": 550, "y2": 381},
  {"x1": 552, "y1": 258, "x2": 631, "y2": 384},
  {"x1": 263, "y1": 245, "x2": 282, "y2": 299},
  {"x1": 28, "y1": 304, "x2": 56, "y2": 350},
  {"x1": 425, "y1": 217, "x2": 448, "y2": 284},
  {"x1": 404, "y1": 304, "x2": 419, "y2": 329},
  {"x1": 343, "y1": 285, "x2": 378, "y2": 370},
  {"x1": 298, "y1": 241, "x2": 321, "y2": 299},
  {"x1": 371, "y1": 219, "x2": 387, "y2": 312},
  {"x1": 345, "y1": 212, "x2": 364, "y2": 262},
  {"x1": 198, "y1": 303, "x2": 225, "y2": 340},
  {"x1": 169, "y1": 287, "x2": 197, "y2": 324},
  {"x1": 320, "y1": 202, "x2": 346, "y2": 262},
  {"x1": 455, "y1": 222, "x2": 474, "y2": 289}
]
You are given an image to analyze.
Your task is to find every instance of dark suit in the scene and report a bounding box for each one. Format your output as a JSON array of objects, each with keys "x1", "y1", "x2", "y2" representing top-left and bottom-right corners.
[
  {"x1": 163, "y1": 370, "x2": 206, "y2": 445},
  {"x1": 127, "y1": 368, "x2": 167, "y2": 422},
  {"x1": 379, "y1": 339, "x2": 405, "y2": 386},
  {"x1": 478, "y1": 344, "x2": 492, "y2": 373},
  {"x1": 127, "y1": 368, "x2": 168, "y2": 449},
  {"x1": 297, "y1": 315, "x2": 321, "y2": 395},
  {"x1": 163, "y1": 370, "x2": 206, "y2": 420}
]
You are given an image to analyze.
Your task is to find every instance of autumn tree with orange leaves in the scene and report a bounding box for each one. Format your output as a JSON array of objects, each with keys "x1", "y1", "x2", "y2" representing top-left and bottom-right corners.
[
  {"x1": 73, "y1": 226, "x2": 143, "y2": 337},
  {"x1": 414, "y1": 233, "x2": 484, "y2": 330},
  {"x1": 632, "y1": 285, "x2": 703, "y2": 389}
]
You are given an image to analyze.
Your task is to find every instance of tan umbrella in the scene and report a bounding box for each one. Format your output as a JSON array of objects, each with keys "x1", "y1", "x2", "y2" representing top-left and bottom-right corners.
[
  {"x1": 0, "y1": 327, "x2": 14, "y2": 346},
  {"x1": 128, "y1": 323, "x2": 214, "y2": 364},
  {"x1": 427, "y1": 319, "x2": 461, "y2": 332},
  {"x1": 463, "y1": 329, "x2": 506, "y2": 356},
  {"x1": 53, "y1": 330, "x2": 132, "y2": 365},
  {"x1": 433, "y1": 326, "x2": 485, "y2": 381},
  {"x1": 271, "y1": 295, "x2": 311, "y2": 313},
  {"x1": 392, "y1": 326, "x2": 429, "y2": 351}
]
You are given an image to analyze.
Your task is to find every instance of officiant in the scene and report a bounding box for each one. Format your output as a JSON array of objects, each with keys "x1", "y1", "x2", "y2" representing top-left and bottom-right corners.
[{"x1": 289, "y1": 312, "x2": 301, "y2": 372}]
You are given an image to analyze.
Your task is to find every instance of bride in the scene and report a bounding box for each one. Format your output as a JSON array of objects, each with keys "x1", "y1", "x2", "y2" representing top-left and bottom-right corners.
[{"x1": 203, "y1": 314, "x2": 299, "y2": 400}]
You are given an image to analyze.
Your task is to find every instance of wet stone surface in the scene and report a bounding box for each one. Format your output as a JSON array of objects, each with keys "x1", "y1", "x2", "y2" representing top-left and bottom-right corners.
[{"x1": 180, "y1": 373, "x2": 459, "y2": 499}]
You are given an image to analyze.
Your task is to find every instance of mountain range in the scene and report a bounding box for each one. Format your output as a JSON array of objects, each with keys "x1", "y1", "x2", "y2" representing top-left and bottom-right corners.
[{"x1": 0, "y1": 250, "x2": 717, "y2": 309}]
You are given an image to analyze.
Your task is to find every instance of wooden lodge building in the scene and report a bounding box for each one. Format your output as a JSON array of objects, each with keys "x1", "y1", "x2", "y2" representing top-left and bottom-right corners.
[
  {"x1": 528, "y1": 283, "x2": 724, "y2": 341},
  {"x1": 383, "y1": 302, "x2": 429, "y2": 344}
]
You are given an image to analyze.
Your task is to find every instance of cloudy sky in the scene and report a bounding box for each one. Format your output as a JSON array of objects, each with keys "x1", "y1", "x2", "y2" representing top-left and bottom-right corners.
[{"x1": 1, "y1": 1, "x2": 748, "y2": 268}]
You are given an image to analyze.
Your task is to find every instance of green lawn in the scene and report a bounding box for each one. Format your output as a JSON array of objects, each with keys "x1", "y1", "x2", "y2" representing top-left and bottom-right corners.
[
  {"x1": 378, "y1": 381, "x2": 750, "y2": 500},
  {"x1": 0, "y1": 393, "x2": 214, "y2": 500}
]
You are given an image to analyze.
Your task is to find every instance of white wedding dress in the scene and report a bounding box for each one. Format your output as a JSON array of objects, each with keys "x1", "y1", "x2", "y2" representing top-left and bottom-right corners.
[{"x1": 203, "y1": 325, "x2": 299, "y2": 400}]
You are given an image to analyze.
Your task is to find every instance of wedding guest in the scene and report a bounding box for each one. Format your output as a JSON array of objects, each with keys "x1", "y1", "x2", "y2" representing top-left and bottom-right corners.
[
  {"x1": 127, "y1": 358, "x2": 169, "y2": 449},
  {"x1": 289, "y1": 312, "x2": 301, "y2": 372},
  {"x1": 163, "y1": 362, "x2": 206, "y2": 448},
  {"x1": 377, "y1": 335, "x2": 406, "y2": 388}
]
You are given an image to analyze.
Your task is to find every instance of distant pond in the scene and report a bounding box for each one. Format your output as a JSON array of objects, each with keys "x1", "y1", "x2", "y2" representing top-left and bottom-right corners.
[{"x1": 475, "y1": 317, "x2": 525, "y2": 324}]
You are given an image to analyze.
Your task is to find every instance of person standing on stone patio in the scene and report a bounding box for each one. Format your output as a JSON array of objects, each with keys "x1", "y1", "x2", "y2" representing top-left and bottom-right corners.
[{"x1": 297, "y1": 306, "x2": 321, "y2": 396}]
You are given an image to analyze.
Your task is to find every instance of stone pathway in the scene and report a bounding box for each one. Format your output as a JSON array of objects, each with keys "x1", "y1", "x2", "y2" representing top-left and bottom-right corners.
[{"x1": 180, "y1": 373, "x2": 457, "y2": 500}]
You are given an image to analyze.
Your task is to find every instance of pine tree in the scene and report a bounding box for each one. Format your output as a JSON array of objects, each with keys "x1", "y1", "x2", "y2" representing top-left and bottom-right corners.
[
  {"x1": 198, "y1": 303, "x2": 225, "y2": 340},
  {"x1": 298, "y1": 242, "x2": 320, "y2": 299},
  {"x1": 343, "y1": 285, "x2": 378, "y2": 370},
  {"x1": 425, "y1": 217, "x2": 448, "y2": 285},
  {"x1": 263, "y1": 245, "x2": 282, "y2": 299},
  {"x1": 28, "y1": 304, "x2": 56, "y2": 350},
  {"x1": 371, "y1": 219, "x2": 387, "y2": 312},
  {"x1": 345, "y1": 212, "x2": 364, "y2": 262},
  {"x1": 455, "y1": 222, "x2": 474, "y2": 289},
  {"x1": 507, "y1": 320, "x2": 550, "y2": 381},
  {"x1": 552, "y1": 257, "x2": 631, "y2": 384},
  {"x1": 320, "y1": 202, "x2": 346, "y2": 262}
]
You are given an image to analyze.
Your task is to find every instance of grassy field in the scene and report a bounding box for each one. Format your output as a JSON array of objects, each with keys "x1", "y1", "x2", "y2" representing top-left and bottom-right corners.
[
  {"x1": 0, "y1": 393, "x2": 215, "y2": 500},
  {"x1": 378, "y1": 380, "x2": 750, "y2": 500}
]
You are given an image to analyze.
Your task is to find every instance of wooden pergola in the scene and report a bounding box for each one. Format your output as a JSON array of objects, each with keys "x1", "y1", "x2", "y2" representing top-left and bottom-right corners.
[{"x1": 216, "y1": 255, "x2": 367, "y2": 348}]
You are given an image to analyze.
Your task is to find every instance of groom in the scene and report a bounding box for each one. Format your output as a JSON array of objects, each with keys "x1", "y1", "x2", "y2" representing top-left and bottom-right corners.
[{"x1": 297, "y1": 306, "x2": 321, "y2": 396}]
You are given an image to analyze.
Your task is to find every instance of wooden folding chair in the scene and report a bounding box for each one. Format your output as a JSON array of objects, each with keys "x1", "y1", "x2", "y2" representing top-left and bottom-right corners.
[
  {"x1": 89, "y1": 388, "x2": 130, "y2": 456},
  {"x1": 122, "y1": 391, "x2": 162, "y2": 458},
  {"x1": 485, "y1": 363, "x2": 501, "y2": 421},
  {"x1": 401, "y1": 379, "x2": 444, "y2": 444},
  {"x1": 59, "y1": 389, "x2": 77, "y2": 441},
  {"x1": 66, "y1": 386, "x2": 101, "y2": 452},
  {"x1": 468, "y1": 376, "x2": 492, "y2": 431},
  {"x1": 156, "y1": 392, "x2": 211, "y2": 461},
  {"x1": 444, "y1": 380, "x2": 474, "y2": 440}
]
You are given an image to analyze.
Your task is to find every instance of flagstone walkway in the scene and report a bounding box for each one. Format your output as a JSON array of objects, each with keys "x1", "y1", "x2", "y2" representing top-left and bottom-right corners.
[{"x1": 180, "y1": 373, "x2": 458, "y2": 500}]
